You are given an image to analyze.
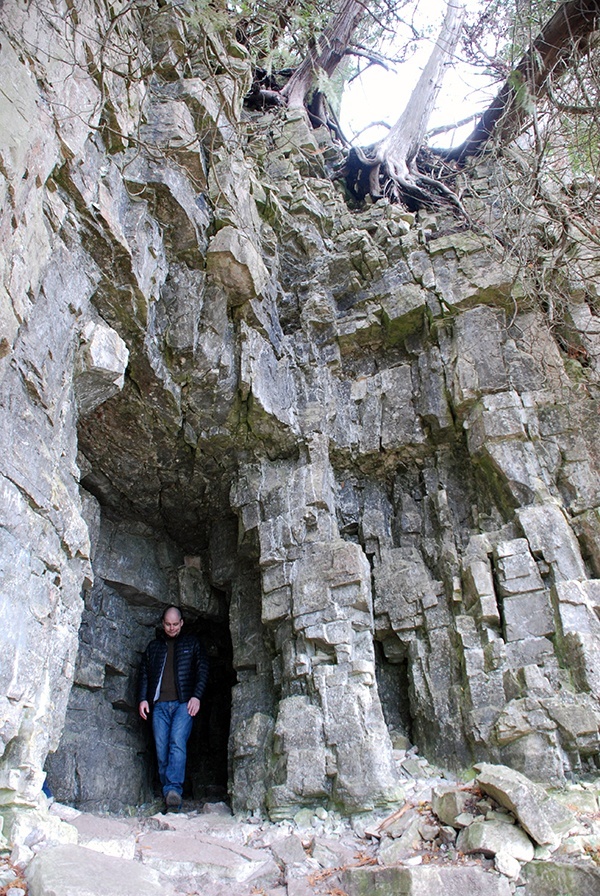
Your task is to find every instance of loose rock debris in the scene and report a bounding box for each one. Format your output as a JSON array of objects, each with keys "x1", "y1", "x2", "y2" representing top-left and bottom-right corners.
[
  {"x1": 0, "y1": 857, "x2": 27, "y2": 896},
  {"x1": 2, "y1": 757, "x2": 600, "y2": 895}
]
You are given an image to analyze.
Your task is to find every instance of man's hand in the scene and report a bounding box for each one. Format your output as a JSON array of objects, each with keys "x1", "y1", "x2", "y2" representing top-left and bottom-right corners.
[
  {"x1": 139, "y1": 701, "x2": 150, "y2": 720},
  {"x1": 187, "y1": 697, "x2": 200, "y2": 717}
]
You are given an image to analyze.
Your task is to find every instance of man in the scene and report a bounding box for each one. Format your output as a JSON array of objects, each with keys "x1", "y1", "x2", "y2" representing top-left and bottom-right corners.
[{"x1": 138, "y1": 606, "x2": 209, "y2": 811}]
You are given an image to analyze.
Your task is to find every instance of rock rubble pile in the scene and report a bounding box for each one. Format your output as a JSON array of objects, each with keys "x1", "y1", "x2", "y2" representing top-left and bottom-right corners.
[
  {"x1": 0, "y1": 761, "x2": 599, "y2": 896},
  {"x1": 3, "y1": 0, "x2": 600, "y2": 843}
]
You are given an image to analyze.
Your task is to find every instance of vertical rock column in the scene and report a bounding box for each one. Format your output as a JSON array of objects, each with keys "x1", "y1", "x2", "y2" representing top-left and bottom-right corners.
[
  {"x1": 0, "y1": 0, "x2": 136, "y2": 810},
  {"x1": 232, "y1": 436, "x2": 401, "y2": 817},
  {"x1": 0, "y1": 246, "x2": 97, "y2": 806}
]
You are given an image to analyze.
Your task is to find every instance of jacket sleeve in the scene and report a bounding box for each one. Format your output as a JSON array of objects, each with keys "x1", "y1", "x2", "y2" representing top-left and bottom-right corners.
[
  {"x1": 192, "y1": 639, "x2": 210, "y2": 700},
  {"x1": 138, "y1": 649, "x2": 150, "y2": 704}
]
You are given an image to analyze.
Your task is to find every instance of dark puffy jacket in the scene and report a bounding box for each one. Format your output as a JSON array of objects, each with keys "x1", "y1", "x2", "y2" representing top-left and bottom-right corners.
[{"x1": 138, "y1": 632, "x2": 209, "y2": 706}]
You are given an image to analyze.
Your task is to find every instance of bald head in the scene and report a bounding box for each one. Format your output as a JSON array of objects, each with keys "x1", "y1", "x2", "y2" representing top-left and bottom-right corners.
[{"x1": 162, "y1": 606, "x2": 183, "y2": 638}]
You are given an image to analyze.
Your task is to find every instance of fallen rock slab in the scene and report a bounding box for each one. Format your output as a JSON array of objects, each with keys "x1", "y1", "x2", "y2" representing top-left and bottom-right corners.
[
  {"x1": 150, "y1": 810, "x2": 251, "y2": 843},
  {"x1": 520, "y1": 857, "x2": 600, "y2": 895},
  {"x1": 475, "y1": 763, "x2": 575, "y2": 847},
  {"x1": 70, "y1": 812, "x2": 138, "y2": 860},
  {"x1": 341, "y1": 862, "x2": 512, "y2": 895},
  {"x1": 432, "y1": 786, "x2": 472, "y2": 827},
  {"x1": 137, "y1": 829, "x2": 280, "y2": 886},
  {"x1": 25, "y1": 844, "x2": 174, "y2": 896},
  {"x1": 457, "y1": 818, "x2": 534, "y2": 863}
]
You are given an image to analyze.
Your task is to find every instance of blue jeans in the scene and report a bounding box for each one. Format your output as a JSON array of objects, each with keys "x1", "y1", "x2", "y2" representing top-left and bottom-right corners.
[{"x1": 152, "y1": 701, "x2": 194, "y2": 797}]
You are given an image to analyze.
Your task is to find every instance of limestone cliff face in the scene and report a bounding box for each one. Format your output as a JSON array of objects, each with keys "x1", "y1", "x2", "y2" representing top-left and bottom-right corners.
[{"x1": 2, "y1": 0, "x2": 600, "y2": 816}]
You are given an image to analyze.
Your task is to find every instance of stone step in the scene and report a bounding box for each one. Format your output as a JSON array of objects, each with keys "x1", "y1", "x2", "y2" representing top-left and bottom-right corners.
[
  {"x1": 341, "y1": 862, "x2": 513, "y2": 896},
  {"x1": 137, "y1": 828, "x2": 281, "y2": 887},
  {"x1": 26, "y1": 844, "x2": 174, "y2": 896},
  {"x1": 70, "y1": 812, "x2": 138, "y2": 860}
]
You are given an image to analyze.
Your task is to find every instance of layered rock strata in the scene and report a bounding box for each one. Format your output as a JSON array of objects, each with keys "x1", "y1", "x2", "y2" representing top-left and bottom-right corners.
[{"x1": 1, "y1": 0, "x2": 600, "y2": 819}]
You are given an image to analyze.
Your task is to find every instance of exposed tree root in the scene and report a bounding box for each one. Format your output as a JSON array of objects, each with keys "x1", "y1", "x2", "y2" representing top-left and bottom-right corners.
[
  {"x1": 242, "y1": 0, "x2": 600, "y2": 232},
  {"x1": 244, "y1": 67, "x2": 291, "y2": 110},
  {"x1": 243, "y1": 77, "x2": 469, "y2": 219},
  {"x1": 338, "y1": 145, "x2": 469, "y2": 219},
  {"x1": 243, "y1": 0, "x2": 468, "y2": 218}
]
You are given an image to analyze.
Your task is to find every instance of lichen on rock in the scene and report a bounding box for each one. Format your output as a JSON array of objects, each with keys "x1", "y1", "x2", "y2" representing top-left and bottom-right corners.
[{"x1": 1, "y1": 0, "x2": 600, "y2": 839}]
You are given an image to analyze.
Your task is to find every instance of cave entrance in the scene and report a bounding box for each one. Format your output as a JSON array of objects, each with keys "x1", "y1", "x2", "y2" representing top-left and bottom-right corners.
[
  {"x1": 175, "y1": 609, "x2": 235, "y2": 803},
  {"x1": 374, "y1": 640, "x2": 414, "y2": 746},
  {"x1": 45, "y1": 569, "x2": 236, "y2": 813},
  {"x1": 116, "y1": 595, "x2": 237, "y2": 810}
]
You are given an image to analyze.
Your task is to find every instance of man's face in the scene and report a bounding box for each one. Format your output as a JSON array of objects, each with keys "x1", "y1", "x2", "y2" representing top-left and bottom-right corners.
[{"x1": 162, "y1": 609, "x2": 183, "y2": 638}]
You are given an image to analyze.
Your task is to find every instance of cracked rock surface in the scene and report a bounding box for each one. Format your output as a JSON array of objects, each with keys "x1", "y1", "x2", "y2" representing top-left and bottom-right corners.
[
  {"x1": 2, "y1": 0, "x2": 600, "y2": 843},
  {"x1": 3, "y1": 760, "x2": 600, "y2": 896}
]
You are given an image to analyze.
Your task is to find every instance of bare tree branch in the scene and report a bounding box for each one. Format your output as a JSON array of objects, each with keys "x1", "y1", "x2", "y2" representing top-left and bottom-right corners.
[
  {"x1": 348, "y1": 119, "x2": 392, "y2": 142},
  {"x1": 445, "y1": 0, "x2": 600, "y2": 162},
  {"x1": 345, "y1": 45, "x2": 394, "y2": 70},
  {"x1": 426, "y1": 112, "x2": 480, "y2": 139},
  {"x1": 281, "y1": 0, "x2": 370, "y2": 108}
]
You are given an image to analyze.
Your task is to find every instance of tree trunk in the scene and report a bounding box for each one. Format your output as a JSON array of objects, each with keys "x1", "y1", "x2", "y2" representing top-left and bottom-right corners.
[
  {"x1": 445, "y1": 0, "x2": 600, "y2": 162},
  {"x1": 375, "y1": 0, "x2": 465, "y2": 180},
  {"x1": 342, "y1": 0, "x2": 467, "y2": 209},
  {"x1": 281, "y1": 0, "x2": 365, "y2": 109}
]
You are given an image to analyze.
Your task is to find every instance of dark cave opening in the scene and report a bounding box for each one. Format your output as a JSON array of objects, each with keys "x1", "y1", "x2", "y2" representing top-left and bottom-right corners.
[
  {"x1": 118, "y1": 602, "x2": 237, "y2": 808},
  {"x1": 374, "y1": 640, "x2": 414, "y2": 744},
  {"x1": 45, "y1": 548, "x2": 237, "y2": 812},
  {"x1": 176, "y1": 611, "x2": 236, "y2": 803}
]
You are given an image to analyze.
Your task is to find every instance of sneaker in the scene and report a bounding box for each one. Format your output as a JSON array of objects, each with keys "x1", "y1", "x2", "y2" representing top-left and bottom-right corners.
[{"x1": 165, "y1": 790, "x2": 182, "y2": 811}]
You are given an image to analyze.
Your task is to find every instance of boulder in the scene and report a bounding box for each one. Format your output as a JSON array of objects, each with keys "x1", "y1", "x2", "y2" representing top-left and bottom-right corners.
[
  {"x1": 26, "y1": 844, "x2": 174, "y2": 896},
  {"x1": 432, "y1": 786, "x2": 472, "y2": 827},
  {"x1": 456, "y1": 818, "x2": 534, "y2": 862},
  {"x1": 342, "y1": 863, "x2": 512, "y2": 896},
  {"x1": 378, "y1": 814, "x2": 423, "y2": 864},
  {"x1": 269, "y1": 833, "x2": 307, "y2": 867},
  {"x1": 475, "y1": 764, "x2": 575, "y2": 848},
  {"x1": 520, "y1": 858, "x2": 600, "y2": 895}
]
